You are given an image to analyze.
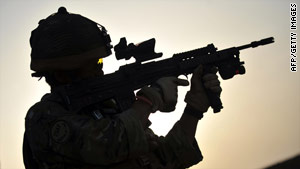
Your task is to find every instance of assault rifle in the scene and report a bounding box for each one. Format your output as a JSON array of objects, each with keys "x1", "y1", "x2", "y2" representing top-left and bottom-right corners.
[{"x1": 56, "y1": 37, "x2": 274, "y2": 113}]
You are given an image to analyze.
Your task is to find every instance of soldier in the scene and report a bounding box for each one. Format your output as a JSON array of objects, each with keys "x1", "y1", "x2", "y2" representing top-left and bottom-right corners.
[{"x1": 23, "y1": 7, "x2": 222, "y2": 169}]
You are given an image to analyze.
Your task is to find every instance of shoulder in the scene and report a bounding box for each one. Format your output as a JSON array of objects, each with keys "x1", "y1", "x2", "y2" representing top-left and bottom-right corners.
[
  {"x1": 25, "y1": 93, "x2": 76, "y2": 149},
  {"x1": 25, "y1": 93, "x2": 74, "y2": 141},
  {"x1": 25, "y1": 93, "x2": 68, "y2": 123}
]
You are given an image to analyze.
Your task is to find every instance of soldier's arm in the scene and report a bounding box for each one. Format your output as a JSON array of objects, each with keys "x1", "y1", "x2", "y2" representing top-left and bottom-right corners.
[
  {"x1": 153, "y1": 115, "x2": 203, "y2": 168},
  {"x1": 181, "y1": 65, "x2": 222, "y2": 143},
  {"x1": 152, "y1": 66, "x2": 222, "y2": 168},
  {"x1": 131, "y1": 100, "x2": 152, "y2": 129},
  {"x1": 178, "y1": 106, "x2": 200, "y2": 144},
  {"x1": 149, "y1": 106, "x2": 205, "y2": 168}
]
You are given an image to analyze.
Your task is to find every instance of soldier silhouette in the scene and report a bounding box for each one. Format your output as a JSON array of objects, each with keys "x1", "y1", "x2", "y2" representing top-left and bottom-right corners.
[{"x1": 23, "y1": 7, "x2": 222, "y2": 169}]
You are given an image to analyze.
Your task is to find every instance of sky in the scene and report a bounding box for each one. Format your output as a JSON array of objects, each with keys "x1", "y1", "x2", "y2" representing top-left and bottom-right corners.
[{"x1": 0, "y1": 0, "x2": 299, "y2": 169}]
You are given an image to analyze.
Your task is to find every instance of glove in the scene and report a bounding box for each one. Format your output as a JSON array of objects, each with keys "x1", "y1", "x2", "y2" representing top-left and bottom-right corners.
[
  {"x1": 137, "y1": 77, "x2": 189, "y2": 112},
  {"x1": 184, "y1": 65, "x2": 222, "y2": 112}
]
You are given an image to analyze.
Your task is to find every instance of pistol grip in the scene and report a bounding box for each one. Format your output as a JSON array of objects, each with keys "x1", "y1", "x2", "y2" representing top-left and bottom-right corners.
[
  {"x1": 206, "y1": 90, "x2": 223, "y2": 113},
  {"x1": 203, "y1": 66, "x2": 223, "y2": 113}
]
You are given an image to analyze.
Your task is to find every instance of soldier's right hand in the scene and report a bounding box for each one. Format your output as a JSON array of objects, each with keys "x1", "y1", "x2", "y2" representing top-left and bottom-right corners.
[
  {"x1": 184, "y1": 65, "x2": 222, "y2": 112},
  {"x1": 137, "y1": 77, "x2": 189, "y2": 113}
]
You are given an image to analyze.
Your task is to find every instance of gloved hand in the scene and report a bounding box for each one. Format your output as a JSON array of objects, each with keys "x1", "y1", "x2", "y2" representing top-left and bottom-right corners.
[
  {"x1": 184, "y1": 65, "x2": 222, "y2": 112},
  {"x1": 137, "y1": 77, "x2": 189, "y2": 112}
]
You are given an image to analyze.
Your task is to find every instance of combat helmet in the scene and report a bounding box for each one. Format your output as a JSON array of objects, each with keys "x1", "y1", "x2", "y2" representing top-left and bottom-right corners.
[{"x1": 30, "y1": 7, "x2": 112, "y2": 75}]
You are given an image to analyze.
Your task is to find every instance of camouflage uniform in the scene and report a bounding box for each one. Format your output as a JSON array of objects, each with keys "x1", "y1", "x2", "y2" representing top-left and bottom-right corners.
[{"x1": 23, "y1": 92, "x2": 203, "y2": 169}]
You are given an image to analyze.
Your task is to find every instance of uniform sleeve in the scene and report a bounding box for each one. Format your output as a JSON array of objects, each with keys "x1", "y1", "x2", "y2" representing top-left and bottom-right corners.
[
  {"x1": 31, "y1": 102, "x2": 149, "y2": 166},
  {"x1": 154, "y1": 122, "x2": 203, "y2": 168}
]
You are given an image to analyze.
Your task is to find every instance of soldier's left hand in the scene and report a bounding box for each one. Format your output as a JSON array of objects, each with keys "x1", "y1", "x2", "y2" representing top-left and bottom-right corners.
[
  {"x1": 137, "y1": 77, "x2": 189, "y2": 113},
  {"x1": 155, "y1": 77, "x2": 189, "y2": 112}
]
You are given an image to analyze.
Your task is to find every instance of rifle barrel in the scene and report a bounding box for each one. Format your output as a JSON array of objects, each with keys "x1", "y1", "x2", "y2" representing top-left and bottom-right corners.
[{"x1": 237, "y1": 37, "x2": 274, "y2": 50}]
